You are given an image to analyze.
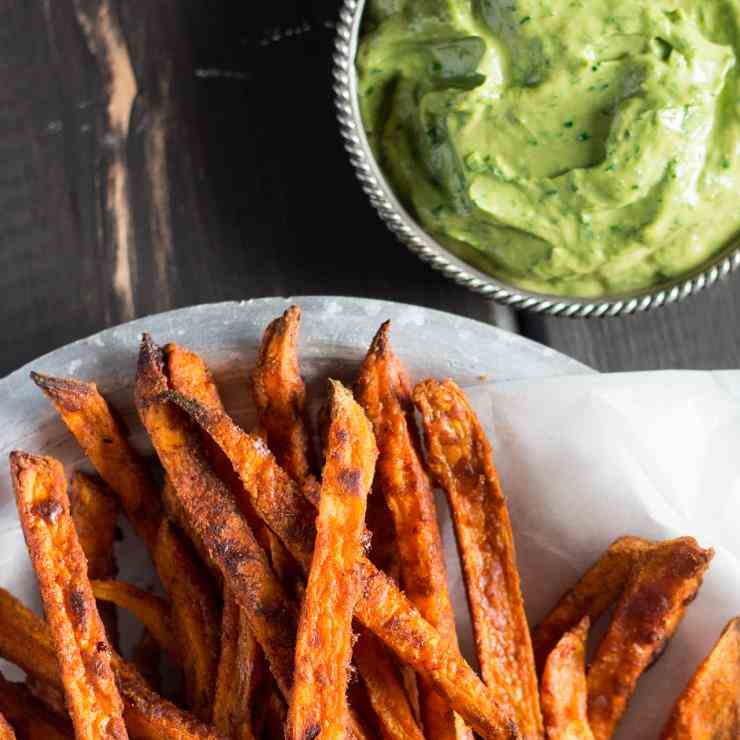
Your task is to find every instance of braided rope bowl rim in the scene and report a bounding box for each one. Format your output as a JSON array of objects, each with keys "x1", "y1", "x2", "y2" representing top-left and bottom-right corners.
[{"x1": 332, "y1": 0, "x2": 740, "y2": 318}]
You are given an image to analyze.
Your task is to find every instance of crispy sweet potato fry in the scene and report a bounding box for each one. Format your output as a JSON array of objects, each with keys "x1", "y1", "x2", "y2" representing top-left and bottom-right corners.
[
  {"x1": 254, "y1": 312, "x2": 414, "y2": 736},
  {"x1": 660, "y1": 616, "x2": 740, "y2": 739},
  {"x1": 540, "y1": 617, "x2": 594, "y2": 740},
  {"x1": 356, "y1": 322, "x2": 470, "y2": 740},
  {"x1": 252, "y1": 305, "x2": 318, "y2": 498},
  {"x1": 354, "y1": 630, "x2": 424, "y2": 740},
  {"x1": 71, "y1": 472, "x2": 119, "y2": 645},
  {"x1": 287, "y1": 381, "x2": 377, "y2": 740},
  {"x1": 414, "y1": 378, "x2": 542, "y2": 738},
  {"x1": 11, "y1": 451, "x2": 128, "y2": 739},
  {"x1": 0, "y1": 671, "x2": 73, "y2": 740},
  {"x1": 0, "y1": 587, "x2": 225, "y2": 740},
  {"x1": 533, "y1": 537, "x2": 654, "y2": 674},
  {"x1": 165, "y1": 343, "x2": 223, "y2": 410},
  {"x1": 0, "y1": 713, "x2": 15, "y2": 740},
  {"x1": 91, "y1": 580, "x2": 177, "y2": 660},
  {"x1": 135, "y1": 334, "x2": 298, "y2": 699},
  {"x1": 587, "y1": 537, "x2": 713, "y2": 740},
  {"x1": 167, "y1": 390, "x2": 518, "y2": 739},
  {"x1": 213, "y1": 587, "x2": 261, "y2": 740},
  {"x1": 31, "y1": 372, "x2": 162, "y2": 550},
  {"x1": 155, "y1": 519, "x2": 220, "y2": 720}
]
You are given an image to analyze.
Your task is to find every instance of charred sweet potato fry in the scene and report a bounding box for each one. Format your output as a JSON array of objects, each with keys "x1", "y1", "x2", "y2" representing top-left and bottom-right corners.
[
  {"x1": 0, "y1": 671, "x2": 73, "y2": 740},
  {"x1": 91, "y1": 580, "x2": 177, "y2": 660},
  {"x1": 166, "y1": 340, "x2": 297, "y2": 596},
  {"x1": 354, "y1": 630, "x2": 424, "y2": 740},
  {"x1": 11, "y1": 451, "x2": 128, "y2": 739},
  {"x1": 533, "y1": 536, "x2": 654, "y2": 674},
  {"x1": 0, "y1": 587, "x2": 225, "y2": 740},
  {"x1": 540, "y1": 617, "x2": 594, "y2": 740},
  {"x1": 31, "y1": 372, "x2": 162, "y2": 550},
  {"x1": 71, "y1": 472, "x2": 119, "y2": 644},
  {"x1": 167, "y1": 390, "x2": 517, "y2": 739},
  {"x1": 155, "y1": 519, "x2": 220, "y2": 720},
  {"x1": 660, "y1": 616, "x2": 740, "y2": 739},
  {"x1": 587, "y1": 537, "x2": 713, "y2": 740},
  {"x1": 252, "y1": 305, "x2": 318, "y2": 499},
  {"x1": 287, "y1": 381, "x2": 377, "y2": 739},
  {"x1": 356, "y1": 322, "x2": 470, "y2": 740},
  {"x1": 213, "y1": 587, "x2": 261, "y2": 740},
  {"x1": 135, "y1": 334, "x2": 298, "y2": 699},
  {"x1": 414, "y1": 378, "x2": 542, "y2": 738}
]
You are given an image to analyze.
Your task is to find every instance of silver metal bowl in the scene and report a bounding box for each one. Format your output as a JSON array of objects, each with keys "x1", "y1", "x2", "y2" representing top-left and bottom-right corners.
[{"x1": 333, "y1": 0, "x2": 740, "y2": 317}]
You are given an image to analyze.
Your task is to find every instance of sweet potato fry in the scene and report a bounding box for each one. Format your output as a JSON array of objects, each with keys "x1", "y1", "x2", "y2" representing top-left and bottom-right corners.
[
  {"x1": 356, "y1": 322, "x2": 470, "y2": 740},
  {"x1": 0, "y1": 671, "x2": 73, "y2": 740},
  {"x1": 287, "y1": 381, "x2": 377, "y2": 740},
  {"x1": 533, "y1": 536, "x2": 654, "y2": 674},
  {"x1": 587, "y1": 537, "x2": 713, "y2": 740},
  {"x1": 213, "y1": 587, "x2": 261, "y2": 740},
  {"x1": 91, "y1": 580, "x2": 177, "y2": 660},
  {"x1": 11, "y1": 451, "x2": 128, "y2": 739},
  {"x1": 166, "y1": 390, "x2": 518, "y2": 739},
  {"x1": 0, "y1": 714, "x2": 14, "y2": 740},
  {"x1": 413, "y1": 378, "x2": 542, "y2": 738},
  {"x1": 31, "y1": 372, "x2": 162, "y2": 550},
  {"x1": 354, "y1": 630, "x2": 424, "y2": 740},
  {"x1": 135, "y1": 334, "x2": 298, "y2": 699},
  {"x1": 540, "y1": 617, "x2": 594, "y2": 740},
  {"x1": 252, "y1": 305, "x2": 318, "y2": 497},
  {"x1": 165, "y1": 343, "x2": 223, "y2": 410},
  {"x1": 0, "y1": 587, "x2": 225, "y2": 740},
  {"x1": 254, "y1": 312, "x2": 414, "y2": 736},
  {"x1": 155, "y1": 519, "x2": 220, "y2": 719},
  {"x1": 660, "y1": 616, "x2": 740, "y2": 739},
  {"x1": 71, "y1": 472, "x2": 119, "y2": 644}
]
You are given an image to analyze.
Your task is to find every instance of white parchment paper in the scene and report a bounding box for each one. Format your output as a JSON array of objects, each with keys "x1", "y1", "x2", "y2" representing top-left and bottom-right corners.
[
  {"x1": 0, "y1": 299, "x2": 736, "y2": 740},
  {"x1": 439, "y1": 370, "x2": 740, "y2": 740}
]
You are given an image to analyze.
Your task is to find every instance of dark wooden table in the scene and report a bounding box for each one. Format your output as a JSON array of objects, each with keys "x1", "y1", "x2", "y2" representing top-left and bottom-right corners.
[{"x1": 2, "y1": 0, "x2": 739, "y2": 377}]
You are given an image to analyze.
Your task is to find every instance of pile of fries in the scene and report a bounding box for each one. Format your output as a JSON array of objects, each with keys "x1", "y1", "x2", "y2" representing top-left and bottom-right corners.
[{"x1": 0, "y1": 305, "x2": 736, "y2": 739}]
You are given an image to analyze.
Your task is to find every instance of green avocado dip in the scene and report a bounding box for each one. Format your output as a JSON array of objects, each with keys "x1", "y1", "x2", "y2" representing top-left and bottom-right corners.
[{"x1": 357, "y1": 0, "x2": 740, "y2": 296}]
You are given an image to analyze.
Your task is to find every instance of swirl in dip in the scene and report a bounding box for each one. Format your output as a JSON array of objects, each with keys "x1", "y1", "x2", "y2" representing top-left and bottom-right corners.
[{"x1": 357, "y1": 0, "x2": 740, "y2": 297}]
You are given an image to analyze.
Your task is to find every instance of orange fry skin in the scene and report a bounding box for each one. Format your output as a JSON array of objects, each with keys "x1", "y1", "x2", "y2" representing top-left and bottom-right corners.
[
  {"x1": 71, "y1": 472, "x2": 120, "y2": 646},
  {"x1": 660, "y1": 616, "x2": 740, "y2": 740},
  {"x1": 414, "y1": 378, "x2": 542, "y2": 739},
  {"x1": 587, "y1": 537, "x2": 713, "y2": 740},
  {"x1": 0, "y1": 588, "x2": 225, "y2": 740},
  {"x1": 287, "y1": 381, "x2": 377, "y2": 740},
  {"x1": 167, "y1": 390, "x2": 517, "y2": 739},
  {"x1": 0, "y1": 714, "x2": 14, "y2": 740},
  {"x1": 30, "y1": 372, "x2": 162, "y2": 550},
  {"x1": 135, "y1": 334, "x2": 298, "y2": 699},
  {"x1": 213, "y1": 587, "x2": 261, "y2": 740},
  {"x1": 540, "y1": 617, "x2": 594, "y2": 740},
  {"x1": 165, "y1": 343, "x2": 223, "y2": 410},
  {"x1": 10, "y1": 452, "x2": 128, "y2": 740},
  {"x1": 155, "y1": 519, "x2": 221, "y2": 720},
  {"x1": 533, "y1": 536, "x2": 654, "y2": 674},
  {"x1": 91, "y1": 580, "x2": 178, "y2": 660},
  {"x1": 0, "y1": 671, "x2": 73, "y2": 740},
  {"x1": 252, "y1": 305, "x2": 318, "y2": 498},
  {"x1": 356, "y1": 322, "x2": 470, "y2": 740},
  {"x1": 354, "y1": 630, "x2": 424, "y2": 740}
]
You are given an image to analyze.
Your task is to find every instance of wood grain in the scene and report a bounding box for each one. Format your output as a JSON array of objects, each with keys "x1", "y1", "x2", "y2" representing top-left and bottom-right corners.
[{"x1": 0, "y1": 0, "x2": 736, "y2": 376}]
